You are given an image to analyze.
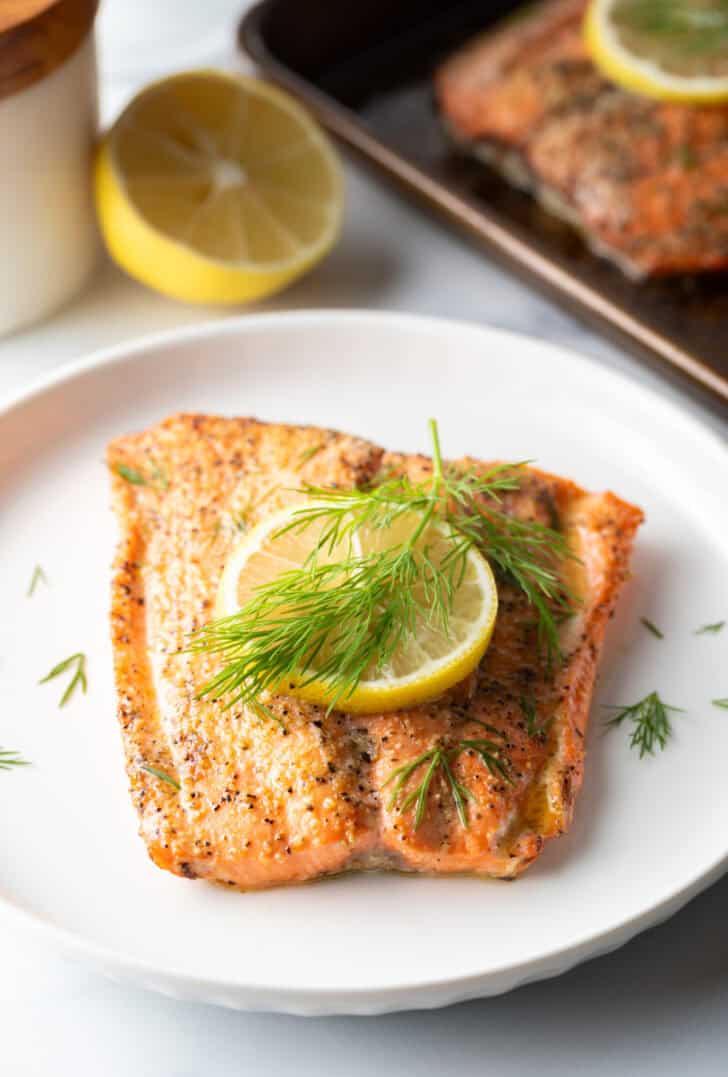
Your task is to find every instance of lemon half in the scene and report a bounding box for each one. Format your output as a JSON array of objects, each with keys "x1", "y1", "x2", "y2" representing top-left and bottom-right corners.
[
  {"x1": 585, "y1": 0, "x2": 728, "y2": 104},
  {"x1": 95, "y1": 71, "x2": 344, "y2": 304},
  {"x1": 216, "y1": 504, "x2": 499, "y2": 715}
]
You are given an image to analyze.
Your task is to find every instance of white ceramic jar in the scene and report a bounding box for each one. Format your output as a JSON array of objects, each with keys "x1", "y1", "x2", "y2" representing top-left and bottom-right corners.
[{"x1": 0, "y1": 1, "x2": 99, "y2": 336}]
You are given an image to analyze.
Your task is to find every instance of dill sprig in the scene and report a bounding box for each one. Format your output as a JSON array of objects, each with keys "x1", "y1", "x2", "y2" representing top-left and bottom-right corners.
[
  {"x1": 190, "y1": 420, "x2": 576, "y2": 712},
  {"x1": 149, "y1": 460, "x2": 169, "y2": 489},
  {"x1": 39, "y1": 652, "x2": 87, "y2": 707},
  {"x1": 383, "y1": 723, "x2": 512, "y2": 829},
  {"x1": 712, "y1": 698, "x2": 728, "y2": 709},
  {"x1": 695, "y1": 621, "x2": 725, "y2": 635},
  {"x1": 604, "y1": 691, "x2": 684, "y2": 757},
  {"x1": 613, "y1": 0, "x2": 728, "y2": 59},
  {"x1": 116, "y1": 461, "x2": 168, "y2": 489},
  {"x1": 640, "y1": 617, "x2": 663, "y2": 639},
  {"x1": 27, "y1": 564, "x2": 48, "y2": 597},
  {"x1": 116, "y1": 463, "x2": 147, "y2": 486},
  {"x1": 141, "y1": 764, "x2": 180, "y2": 790},
  {"x1": 0, "y1": 748, "x2": 30, "y2": 771},
  {"x1": 521, "y1": 694, "x2": 554, "y2": 739},
  {"x1": 297, "y1": 443, "x2": 324, "y2": 469}
]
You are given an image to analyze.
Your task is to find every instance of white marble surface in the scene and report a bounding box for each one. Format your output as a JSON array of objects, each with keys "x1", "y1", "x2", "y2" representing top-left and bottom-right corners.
[{"x1": 1, "y1": 3, "x2": 726, "y2": 1073}]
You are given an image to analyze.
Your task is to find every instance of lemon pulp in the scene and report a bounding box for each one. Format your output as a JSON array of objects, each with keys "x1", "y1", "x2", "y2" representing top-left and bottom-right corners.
[
  {"x1": 585, "y1": 0, "x2": 728, "y2": 103},
  {"x1": 95, "y1": 71, "x2": 344, "y2": 304}
]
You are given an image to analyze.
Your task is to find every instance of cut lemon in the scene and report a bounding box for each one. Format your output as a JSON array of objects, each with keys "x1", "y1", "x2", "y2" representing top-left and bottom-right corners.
[
  {"x1": 216, "y1": 504, "x2": 499, "y2": 715},
  {"x1": 585, "y1": 0, "x2": 728, "y2": 103},
  {"x1": 95, "y1": 71, "x2": 343, "y2": 304}
]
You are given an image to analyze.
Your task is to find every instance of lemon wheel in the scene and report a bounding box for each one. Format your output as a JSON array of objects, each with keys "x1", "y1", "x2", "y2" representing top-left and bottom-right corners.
[
  {"x1": 216, "y1": 504, "x2": 499, "y2": 715},
  {"x1": 95, "y1": 71, "x2": 344, "y2": 304}
]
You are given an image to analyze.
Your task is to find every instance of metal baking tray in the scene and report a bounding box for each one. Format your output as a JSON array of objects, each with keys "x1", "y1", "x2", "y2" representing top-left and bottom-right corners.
[{"x1": 239, "y1": 0, "x2": 728, "y2": 411}]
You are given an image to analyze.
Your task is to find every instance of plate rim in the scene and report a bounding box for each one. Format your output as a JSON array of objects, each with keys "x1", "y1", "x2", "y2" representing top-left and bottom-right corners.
[{"x1": 1, "y1": 308, "x2": 726, "y2": 1015}]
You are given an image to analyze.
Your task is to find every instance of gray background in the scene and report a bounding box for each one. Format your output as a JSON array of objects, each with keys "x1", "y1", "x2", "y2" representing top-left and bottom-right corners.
[{"x1": 1, "y1": 3, "x2": 726, "y2": 1072}]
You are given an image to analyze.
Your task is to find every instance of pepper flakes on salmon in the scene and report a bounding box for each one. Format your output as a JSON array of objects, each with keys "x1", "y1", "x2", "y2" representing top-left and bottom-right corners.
[{"x1": 108, "y1": 414, "x2": 642, "y2": 888}]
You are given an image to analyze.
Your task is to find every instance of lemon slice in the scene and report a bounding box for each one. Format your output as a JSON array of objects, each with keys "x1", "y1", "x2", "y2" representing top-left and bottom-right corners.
[
  {"x1": 585, "y1": 0, "x2": 728, "y2": 103},
  {"x1": 216, "y1": 504, "x2": 499, "y2": 715},
  {"x1": 95, "y1": 71, "x2": 343, "y2": 304}
]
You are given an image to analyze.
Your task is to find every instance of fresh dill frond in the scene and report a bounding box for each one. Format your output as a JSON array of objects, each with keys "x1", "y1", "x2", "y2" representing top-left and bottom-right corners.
[
  {"x1": 458, "y1": 738, "x2": 513, "y2": 785},
  {"x1": 712, "y1": 698, "x2": 728, "y2": 709},
  {"x1": 613, "y1": 0, "x2": 728, "y2": 60},
  {"x1": 383, "y1": 729, "x2": 512, "y2": 829},
  {"x1": 520, "y1": 694, "x2": 553, "y2": 739},
  {"x1": 604, "y1": 691, "x2": 683, "y2": 757},
  {"x1": 640, "y1": 617, "x2": 663, "y2": 639},
  {"x1": 141, "y1": 764, "x2": 180, "y2": 790},
  {"x1": 39, "y1": 652, "x2": 87, "y2": 707},
  {"x1": 191, "y1": 419, "x2": 577, "y2": 712},
  {"x1": 116, "y1": 460, "x2": 169, "y2": 489},
  {"x1": 27, "y1": 564, "x2": 48, "y2": 597},
  {"x1": 0, "y1": 748, "x2": 30, "y2": 771},
  {"x1": 384, "y1": 747, "x2": 450, "y2": 828},
  {"x1": 116, "y1": 464, "x2": 147, "y2": 486},
  {"x1": 297, "y1": 444, "x2": 324, "y2": 469},
  {"x1": 674, "y1": 144, "x2": 697, "y2": 170},
  {"x1": 249, "y1": 700, "x2": 287, "y2": 731},
  {"x1": 193, "y1": 543, "x2": 451, "y2": 711},
  {"x1": 149, "y1": 460, "x2": 169, "y2": 489},
  {"x1": 695, "y1": 621, "x2": 725, "y2": 635}
]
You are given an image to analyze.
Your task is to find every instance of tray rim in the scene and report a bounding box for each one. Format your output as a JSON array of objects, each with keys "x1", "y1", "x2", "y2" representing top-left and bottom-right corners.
[{"x1": 238, "y1": 0, "x2": 728, "y2": 411}]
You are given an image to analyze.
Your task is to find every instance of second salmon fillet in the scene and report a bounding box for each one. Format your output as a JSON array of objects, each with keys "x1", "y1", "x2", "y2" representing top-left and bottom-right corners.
[{"x1": 435, "y1": 0, "x2": 728, "y2": 277}]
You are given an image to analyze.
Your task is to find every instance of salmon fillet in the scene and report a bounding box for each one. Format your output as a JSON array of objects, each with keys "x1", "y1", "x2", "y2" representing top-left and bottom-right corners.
[
  {"x1": 108, "y1": 414, "x2": 642, "y2": 888},
  {"x1": 435, "y1": 0, "x2": 728, "y2": 277}
]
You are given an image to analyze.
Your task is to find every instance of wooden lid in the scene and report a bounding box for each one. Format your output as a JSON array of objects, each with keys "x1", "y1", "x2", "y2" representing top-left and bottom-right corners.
[{"x1": 0, "y1": 0, "x2": 98, "y2": 100}]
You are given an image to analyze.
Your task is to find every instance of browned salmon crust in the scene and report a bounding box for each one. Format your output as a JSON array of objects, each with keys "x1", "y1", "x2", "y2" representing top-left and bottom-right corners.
[
  {"x1": 435, "y1": 0, "x2": 728, "y2": 277},
  {"x1": 108, "y1": 414, "x2": 642, "y2": 888}
]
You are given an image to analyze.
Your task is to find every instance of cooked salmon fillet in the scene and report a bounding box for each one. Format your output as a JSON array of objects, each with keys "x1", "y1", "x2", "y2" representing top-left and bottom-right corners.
[
  {"x1": 108, "y1": 414, "x2": 642, "y2": 888},
  {"x1": 435, "y1": 0, "x2": 728, "y2": 277}
]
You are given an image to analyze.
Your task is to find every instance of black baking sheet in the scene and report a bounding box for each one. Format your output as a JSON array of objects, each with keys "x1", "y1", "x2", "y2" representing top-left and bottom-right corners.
[{"x1": 239, "y1": 0, "x2": 728, "y2": 412}]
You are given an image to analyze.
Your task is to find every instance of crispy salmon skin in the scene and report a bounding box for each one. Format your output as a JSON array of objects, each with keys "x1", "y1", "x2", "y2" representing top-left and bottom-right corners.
[
  {"x1": 435, "y1": 0, "x2": 728, "y2": 277},
  {"x1": 108, "y1": 414, "x2": 642, "y2": 888}
]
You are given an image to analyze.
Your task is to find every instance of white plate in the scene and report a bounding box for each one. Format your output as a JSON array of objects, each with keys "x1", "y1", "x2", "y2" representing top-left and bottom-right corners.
[{"x1": 1, "y1": 311, "x2": 727, "y2": 1016}]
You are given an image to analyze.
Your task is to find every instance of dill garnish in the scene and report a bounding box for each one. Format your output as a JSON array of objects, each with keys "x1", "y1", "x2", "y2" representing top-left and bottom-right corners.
[
  {"x1": 604, "y1": 691, "x2": 683, "y2": 757},
  {"x1": 27, "y1": 564, "x2": 48, "y2": 597},
  {"x1": 0, "y1": 748, "x2": 30, "y2": 771},
  {"x1": 640, "y1": 617, "x2": 664, "y2": 639},
  {"x1": 116, "y1": 464, "x2": 147, "y2": 486},
  {"x1": 250, "y1": 700, "x2": 287, "y2": 732},
  {"x1": 383, "y1": 725, "x2": 512, "y2": 829},
  {"x1": 297, "y1": 444, "x2": 324, "y2": 469},
  {"x1": 521, "y1": 694, "x2": 553, "y2": 739},
  {"x1": 39, "y1": 652, "x2": 87, "y2": 707},
  {"x1": 141, "y1": 764, "x2": 180, "y2": 790},
  {"x1": 712, "y1": 698, "x2": 728, "y2": 709},
  {"x1": 149, "y1": 460, "x2": 169, "y2": 489},
  {"x1": 613, "y1": 0, "x2": 728, "y2": 65},
  {"x1": 695, "y1": 621, "x2": 725, "y2": 635},
  {"x1": 674, "y1": 144, "x2": 697, "y2": 170},
  {"x1": 116, "y1": 461, "x2": 168, "y2": 489},
  {"x1": 191, "y1": 420, "x2": 576, "y2": 712},
  {"x1": 231, "y1": 486, "x2": 282, "y2": 536}
]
